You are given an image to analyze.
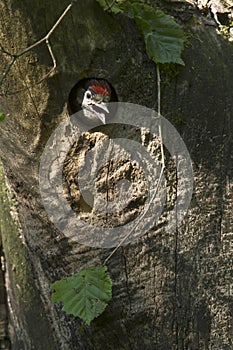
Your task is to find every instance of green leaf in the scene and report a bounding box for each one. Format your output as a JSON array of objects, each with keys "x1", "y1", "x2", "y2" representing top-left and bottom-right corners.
[
  {"x1": 110, "y1": 5, "x2": 124, "y2": 14},
  {"x1": 51, "y1": 266, "x2": 112, "y2": 326},
  {"x1": 96, "y1": 1, "x2": 185, "y2": 65},
  {"x1": 96, "y1": 0, "x2": 124, "y2": 13},
  {"x1": 130, "y1": 4, "x2": 185, "y2": 65},
  {"x1": 0, "y1": 107, "x2": 5, "y2": 121},
  {"x1": 95, "y1": 0, "x2": 107, "y2": 8}
]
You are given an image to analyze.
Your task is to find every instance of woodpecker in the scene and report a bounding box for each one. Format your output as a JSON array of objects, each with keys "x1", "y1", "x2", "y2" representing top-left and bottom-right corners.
[{"x1": 68, "y1": 78, "x2": 117, "y2": 125}]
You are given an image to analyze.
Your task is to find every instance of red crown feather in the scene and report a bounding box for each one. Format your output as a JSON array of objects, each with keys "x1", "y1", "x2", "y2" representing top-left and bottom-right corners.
[{"x1": 89, "y1": 80, "x2": 110, "y2": 96}]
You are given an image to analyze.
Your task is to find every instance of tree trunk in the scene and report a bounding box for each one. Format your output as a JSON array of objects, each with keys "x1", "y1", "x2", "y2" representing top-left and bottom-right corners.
[{"x1": 0, "y1": 0, "x2": 232, "y2": 349}]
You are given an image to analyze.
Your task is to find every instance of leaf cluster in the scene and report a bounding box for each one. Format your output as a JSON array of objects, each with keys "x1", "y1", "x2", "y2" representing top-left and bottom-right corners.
[{"x1": 96, "y1": 0, "x2": 185, "y2": 65}]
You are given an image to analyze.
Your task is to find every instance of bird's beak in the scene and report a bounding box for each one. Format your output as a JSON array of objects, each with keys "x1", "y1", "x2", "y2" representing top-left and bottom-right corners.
[
  {"x1": 92, "y1": 101, "x2": 109, "y2": 124},
  {"x1": 97, "y1": 113, "x2": 106, "y2": 124},
  {"x1": 97, "y1": 102, "x2": 109, "y2": 114}
]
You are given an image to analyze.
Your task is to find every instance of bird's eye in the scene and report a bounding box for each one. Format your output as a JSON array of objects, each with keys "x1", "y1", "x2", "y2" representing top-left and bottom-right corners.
[{"x1": 86, "y1": 92, "x2": 92, "y2": 99}]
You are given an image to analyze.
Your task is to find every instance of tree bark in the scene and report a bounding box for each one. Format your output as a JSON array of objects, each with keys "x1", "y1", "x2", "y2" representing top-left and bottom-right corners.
[{"x1": 0, "y1": 0, "x2": 232, "y2": 349}]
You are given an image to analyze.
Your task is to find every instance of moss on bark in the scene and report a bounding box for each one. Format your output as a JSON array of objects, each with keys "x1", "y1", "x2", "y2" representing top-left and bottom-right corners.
[{"x1": 0, "y1": 163, "x2": 57, "y2": 349}]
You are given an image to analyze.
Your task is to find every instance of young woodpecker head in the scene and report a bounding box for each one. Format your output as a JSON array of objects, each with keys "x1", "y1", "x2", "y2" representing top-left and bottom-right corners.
[{"x1": 81, "y1": 79, "x2": 111, "y2": 124}]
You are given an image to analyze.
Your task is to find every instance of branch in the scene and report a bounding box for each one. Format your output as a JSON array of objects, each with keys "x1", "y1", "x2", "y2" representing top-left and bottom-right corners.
[
  {"x1": 38, "y1": 38, "x2": 57, "y2": 83},
  {"x1": 157, "y1": 65, "x2": 165, "y2": 168},
  {"x1": 0, "y1": 2, "x2": 73, "y2": 86},
  {"x1": 0, "y1": 56, "x2": 16, "y2": 86},
  {"x1": 0, "y1": 43, "x2": 16, "y2": 57}
]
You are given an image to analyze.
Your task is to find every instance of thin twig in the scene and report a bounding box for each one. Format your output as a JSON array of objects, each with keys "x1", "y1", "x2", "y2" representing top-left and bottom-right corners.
[
  {"x1": 0, "y1": 56, "x2": 16, "y2": 85},
  {"x1": 16, "y1": 3, "x2": 72, "y2": 58},
  {"x1": 45, "y1": 3, "x2": 73, "y2": 41},
  {"x1": 104, "y1": 65, "x2": 165, "y2": 265},
  {"x1": 0, "y1": 3, "x2": 73, "y2": 86},
  {"x1": 0, "y1": 43, "x2": 16, "y2": 57},
  {"x1": 38, "y1": 38, "x2": 57, "y2": 83},
  {"x1": 157, "y1": 64, "x2": 165, "y2": 168}
]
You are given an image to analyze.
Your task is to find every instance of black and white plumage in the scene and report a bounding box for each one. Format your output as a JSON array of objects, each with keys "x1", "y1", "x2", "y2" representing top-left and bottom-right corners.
[{"x1": 68, "y1": 78, "x2": 118, "y2": 125}]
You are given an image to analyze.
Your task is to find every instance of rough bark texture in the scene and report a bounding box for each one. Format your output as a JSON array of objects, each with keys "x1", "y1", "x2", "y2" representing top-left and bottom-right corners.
[{"x1": 0, "y1": 0, "x2": 232, "y2": 349}]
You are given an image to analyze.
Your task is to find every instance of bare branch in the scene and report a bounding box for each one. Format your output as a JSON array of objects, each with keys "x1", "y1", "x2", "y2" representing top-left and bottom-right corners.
[
  {"x1": 0, "y1": 57, "x2": 16, "y2": 85},
  {"x1": 0, "y1": 43, "x2": 16, "y2": 57},
  {"x1": 45, "y1": 3, "x2": 72, "y2": 39},
  {"x1": 0, "y1": 3, "x2": 73, "y2": 86},
  {"x1": 38, "y1": 38, "x2": 57, "y2": 83},
  {"x1": 157, "y1": 65, "x2": 165, "y2": 168}
]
